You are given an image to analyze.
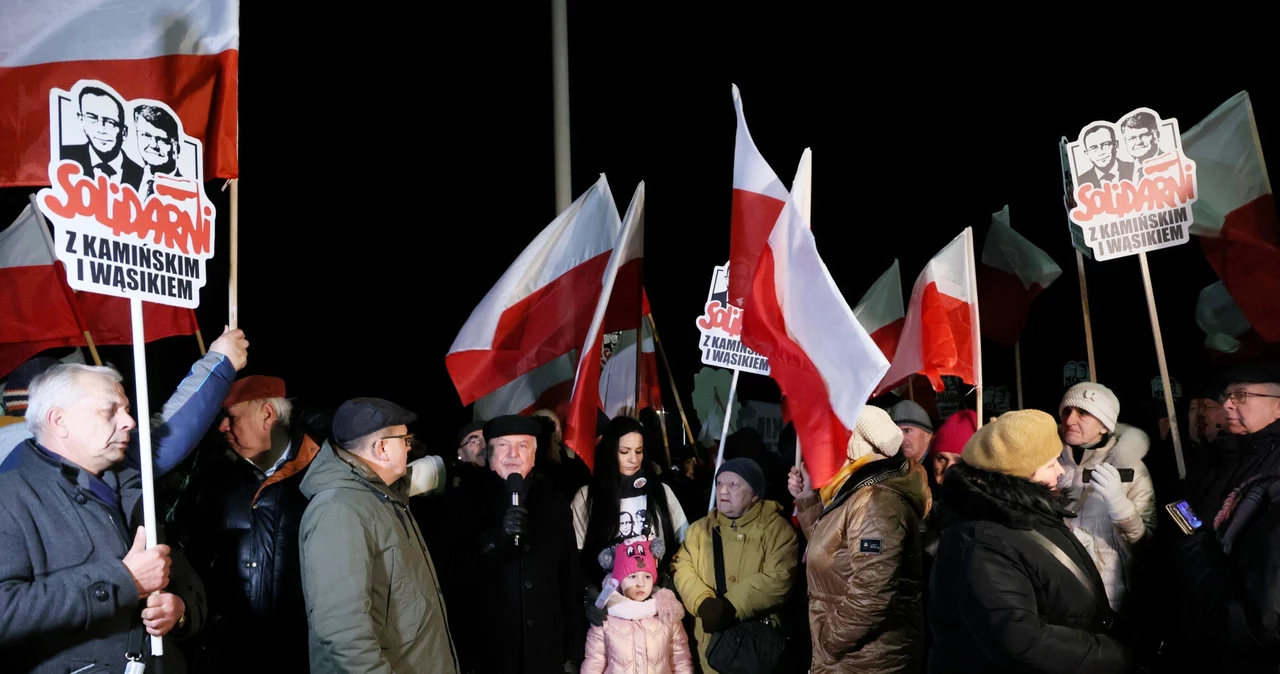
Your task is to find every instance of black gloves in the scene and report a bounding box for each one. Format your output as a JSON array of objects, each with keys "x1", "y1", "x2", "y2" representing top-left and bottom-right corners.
[
  {"x1": 502, "y1": 505, "x2": 529, "y2": 540},
  {"x1": 698, "y1": 597, "x2": 738, "y2": 633},
  {"x1": 583, "y1": 585, "x2": 607, "y2": 627}
]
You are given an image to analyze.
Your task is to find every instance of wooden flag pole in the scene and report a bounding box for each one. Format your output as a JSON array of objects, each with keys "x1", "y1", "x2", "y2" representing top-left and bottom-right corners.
[
  {"x1": 1137, "y1": 252, "x2": 1185, "y2": 479},
  {"x1": 1015, "y1": 341, "x2": 1024, "y2": 410},
  {"x1": 29, "y1": 195, "x2": 101, "y2": 366},
  {"x1": 646, "y1": 314, "x2": 696, "y2": 447},
  {"x1": 1075, "y1": 250, "x2": 1097, "y2": 382},
  {"x1": 194, "y1": 328, "x2": 206, "y2": 356}
]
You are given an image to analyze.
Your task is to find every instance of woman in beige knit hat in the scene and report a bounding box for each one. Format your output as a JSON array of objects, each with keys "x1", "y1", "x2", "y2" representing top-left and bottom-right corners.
[
  {"x1": 927, "y1": 409, "x2": 1133, "y2": 674},
  {"x1": 788, "y1": 405, "x2": 931, "y2": 673}
]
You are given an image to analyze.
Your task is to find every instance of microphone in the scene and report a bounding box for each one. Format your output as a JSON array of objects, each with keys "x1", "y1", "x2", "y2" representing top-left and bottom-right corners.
[{"x1": 506, "y1": 473, "x2": 526, "y2": 547}]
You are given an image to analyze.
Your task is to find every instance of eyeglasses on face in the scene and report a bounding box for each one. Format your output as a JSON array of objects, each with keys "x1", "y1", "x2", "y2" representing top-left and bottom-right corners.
[
  {"x1": 79, "y1": 112, "x2": 121, "y2": 130},
  {"x1": 460, "y1": 435, "x2": 484, "y2": 448},
  {"x1": 1218, "y1": 390, "x2": 1280, "y2": 404},
  {"x1": 380, "y1": 433, "x2": 415, "y2": 444}
]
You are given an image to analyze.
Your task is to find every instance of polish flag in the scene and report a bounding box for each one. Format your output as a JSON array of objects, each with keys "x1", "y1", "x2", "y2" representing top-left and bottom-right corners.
[
  {"x1": 599, "y1": 319, "x2": 663, "y2": 419},
  {"x1": 474, "y1": 352, "x2": 577, "y2": 423},
  {"x1": 0, "y1": 204, "x2": 85, "y2": 377},
  {"x1": 728, "y1": 85, "x2": 789, "y2": 309},
  {"x1": 72, "y1": 294, "x2": 200, "y2": 346},
  {"x1": 977, "y1": 206, "x2": 1062, "y2": 347},
  {"x1": 447, "y1": 175, "x2": 621, "y2": 406},
  {"x1": 741, "y1": 183, "x2": 890, "y2": 489},
  {"x1": 564, "y1": 183, "x2": 645, "y2": 471},
  {"x1": 1182, "y1": 91, "x2": 1280, "y2": 342},
  {"x1": 853, "y1": 260, "x2": 906, "y2": 361},
  {"x1": 875, "y1": 229, "x2": 982, "y2": 397},
  {"x1": 0, "y1": 0, "x2": 239, "y2": 186}
]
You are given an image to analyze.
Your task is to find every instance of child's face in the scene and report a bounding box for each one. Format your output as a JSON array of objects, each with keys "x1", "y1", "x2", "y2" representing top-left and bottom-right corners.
[{"x1": 621, "y1": 572, "x2": 654, "y2": 601}]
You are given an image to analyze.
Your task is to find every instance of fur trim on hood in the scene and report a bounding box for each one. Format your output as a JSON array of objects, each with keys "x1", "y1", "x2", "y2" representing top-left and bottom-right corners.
[
  {"x1": 937, "y1": 462, "x2": 1075, "y2": 531},
  {"x1": 654, "y1": 588, "x2": 683, "y2": 624}
]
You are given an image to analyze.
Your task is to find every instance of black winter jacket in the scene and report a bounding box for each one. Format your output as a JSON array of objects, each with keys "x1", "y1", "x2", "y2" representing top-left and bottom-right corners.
[
  {"x1": 928, "y1": 462, "x2": 1132, "y2": 674},
  {"x1": 436, "y1": 468, "x2": 585, "y2": 674},
  {"x1": 179, "y1": 407, "x2": 331, "y2": 673}
]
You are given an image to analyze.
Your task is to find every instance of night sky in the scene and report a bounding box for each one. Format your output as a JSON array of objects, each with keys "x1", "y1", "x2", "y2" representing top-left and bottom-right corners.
[{"x1": 2, "y1": 9, "x2": 1276, "y2": 453}]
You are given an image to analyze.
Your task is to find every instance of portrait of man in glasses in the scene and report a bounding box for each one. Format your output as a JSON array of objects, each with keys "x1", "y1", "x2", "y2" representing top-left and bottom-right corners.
[
  {"x1": 58, "y1": 85, "x2": 143, "y2": 191},
  {"x1": 133, "y1": 104, "x2": 183, "y2": 198}
]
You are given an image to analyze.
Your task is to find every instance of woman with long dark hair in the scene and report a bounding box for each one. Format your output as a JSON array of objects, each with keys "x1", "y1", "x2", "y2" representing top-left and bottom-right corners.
[{"x1": 572, "y1": 416, "x2": 689, "y2": 584}]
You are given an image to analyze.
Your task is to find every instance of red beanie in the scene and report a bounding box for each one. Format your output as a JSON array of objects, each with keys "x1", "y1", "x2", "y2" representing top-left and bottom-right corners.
[
  {"x1": 611, "y1": 539, "x2": 656, "y2": 586},
  {"x1": 931, "y1": 410, "x2": 977, "y2": 455}
]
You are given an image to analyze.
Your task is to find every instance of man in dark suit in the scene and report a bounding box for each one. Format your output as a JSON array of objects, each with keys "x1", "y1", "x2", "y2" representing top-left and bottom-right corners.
[
  {"x1": 1120, "y1": 112, "x2": 1163, "y2": 182},
  {"x1": 1076, "y1": 124, "x2": 1133, "y2": 188},
  {"x1": 134, "y1": 104, "x2": 184, "y2": 198},
  {"x1": 60, "y1": 86, "x2": 142, "y2": 191}
]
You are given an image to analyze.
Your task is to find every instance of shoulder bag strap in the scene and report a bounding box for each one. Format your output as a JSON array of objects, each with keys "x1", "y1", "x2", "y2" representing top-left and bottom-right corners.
[
  {"x1": 1021, "y1": 528, "x2": 1106, "y2": 611},
  {"x1": 711, "y1": 526, "x2": 727, "y2": 598}
]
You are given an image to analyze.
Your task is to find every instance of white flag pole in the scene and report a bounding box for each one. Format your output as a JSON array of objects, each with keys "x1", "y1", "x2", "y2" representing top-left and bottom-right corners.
[
  {"x1": 129, "y1": 298, "x2": 163, "y2": 655},
  {"x1": 707, "y1": 368, "x2": 740, "y2": 514},
  {"x1": 965, "y1": 227, "x2": 984, "y2": 427}
]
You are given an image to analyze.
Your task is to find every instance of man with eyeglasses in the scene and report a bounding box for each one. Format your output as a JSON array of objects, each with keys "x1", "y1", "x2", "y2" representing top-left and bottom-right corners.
[
  {"x1": 1076, "y1": 123, "x2": 1134, "y2": 188},
  {"x1": 299, "y1": 397, "x2": 460, "y2": 674},
  {"x1": 59, "y1": 85, "x2": 143, "y2": 190},
  {"x1": 1169, "y1": 362, "x2": 1280, "y2": 670},
  {"x1": 1119, "y1": 111, "x2": 1163, "y2": 181},
  {"x1": 133, "y1": 104, "x2": 183, "y2": 199}
]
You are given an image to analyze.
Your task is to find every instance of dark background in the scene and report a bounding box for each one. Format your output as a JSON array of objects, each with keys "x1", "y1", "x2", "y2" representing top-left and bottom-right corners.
[{"x1": 2, "y1": 8, "x2": 1276, "y2": 453}]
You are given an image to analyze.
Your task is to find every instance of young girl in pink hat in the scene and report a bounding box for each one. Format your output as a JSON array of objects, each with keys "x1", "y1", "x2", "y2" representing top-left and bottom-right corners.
[{"x1": 581, "y1": 539, "x2": 693, "y2": 673}]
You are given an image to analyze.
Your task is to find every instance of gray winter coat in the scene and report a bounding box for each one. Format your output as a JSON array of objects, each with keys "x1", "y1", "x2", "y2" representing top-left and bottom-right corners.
[
  {"x1": 0, "y1": 441, "x2": 207, "y2": 673},
  {"x1": 299, "y1": 441, "x2": 460, "y2": 674}
]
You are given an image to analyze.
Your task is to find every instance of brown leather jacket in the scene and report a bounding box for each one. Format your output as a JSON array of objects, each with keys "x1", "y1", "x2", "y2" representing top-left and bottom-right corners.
[{"x1": 796, "y1": 453, "x2": 931, "y2": 673}]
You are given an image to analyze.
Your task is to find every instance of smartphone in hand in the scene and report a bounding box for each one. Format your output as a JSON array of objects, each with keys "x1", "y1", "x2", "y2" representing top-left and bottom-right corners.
[
  {"x1": 1082, "y1": 467, "x2": 1135, "y2": 483},
  {"x1": 1165, "y1": 500, "x2": 1203, "y2": 535}
]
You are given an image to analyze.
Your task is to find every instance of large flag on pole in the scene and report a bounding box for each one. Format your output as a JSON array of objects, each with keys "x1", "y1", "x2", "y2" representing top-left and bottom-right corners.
[
  {"x1": 0, "y1": 0, "x2": 240, "y2": 186},
  {"x1": 1181, "y1": 91, "x2": 1280, "y2": 342},
  {"x1": 564, "y1": 183, "x2": 645, "y2": 470},
  {"x1": 728, "y1": 85, "x2": 789, "y2": 309},
  {"x1": 876, "y1": 229, "x2": 982, "y2": 396},
  {"x1": 741, "y1": 184, "x2": 890, "y2": 489},
  {"x1": 853, "y1": 260, "x2": 906, "y2": 361},
  {"x1": 977, "y1": 206, "x2": 1062, "y2": 347},
  {"x1": 600, "y1": 318, "x2": 662, "y2": 419},
  {"x1": 447, "y1": 175, "x2": 621, "y2": 406},
  {"x1": 0, "y1": 204, "x2": 85, "y2": 376}
]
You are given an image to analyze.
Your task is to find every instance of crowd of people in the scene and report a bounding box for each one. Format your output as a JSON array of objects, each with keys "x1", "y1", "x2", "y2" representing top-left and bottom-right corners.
[{"x1": 0, "y1": 332, "x2": 1279, "y2": 673}]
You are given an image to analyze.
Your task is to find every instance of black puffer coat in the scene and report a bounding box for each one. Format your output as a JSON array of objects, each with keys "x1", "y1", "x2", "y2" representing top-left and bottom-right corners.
[{"x1": 928, "y1": 462, "x2": 1133, "y2": 674}]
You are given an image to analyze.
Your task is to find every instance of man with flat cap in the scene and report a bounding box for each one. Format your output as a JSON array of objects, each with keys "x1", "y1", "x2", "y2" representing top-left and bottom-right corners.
[
  {"x1": 298, "y1": 397, "x2": 459, "y2": 674},
  {"x1": 439, "y1": 414, "x2": 585, "y2": 673}
]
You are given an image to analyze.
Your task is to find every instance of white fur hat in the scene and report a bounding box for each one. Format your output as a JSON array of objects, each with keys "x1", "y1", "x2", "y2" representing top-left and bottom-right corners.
[
  {"x1": 847, "y1": 406, "x2": 904, "y2": 462},
  {"x1": 1059, "y1": 382, "x2": 1120, "y2": 433}
]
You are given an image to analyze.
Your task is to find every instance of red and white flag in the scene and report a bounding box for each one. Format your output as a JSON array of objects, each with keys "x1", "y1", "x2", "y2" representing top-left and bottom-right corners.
[
  {"x1": 977, "y1": 206, "x2": 1062, "y2": 347},
  {"x1": 599, "y1": 318, "x2": 663, "y2": 419},
  {"x1": 741, "y1": 187, "x2": 890, "y2": 489},
  {"x1": 876, "y1": 229, "x2": 982, "y2": 397},
  {"x1": 0, "y1": 204, "x2": 85, "y2": 376},
  {"x1": 0, "y1": 0, "x2": 239, "y2": 186},
  {"x1": 564, "y1": 183, "x2": 645, "y2": 470},
  {"x1": 473, "y1": 353, "x2": 577, "y2": 423},
  {"x1": 853, "y1": 260, "x2": 906, "y2": 361},
  {"x1": 1182, "y1": 91, "x2": 1280, "y2": 342},
  {"x1": 73, "y1": 295, "x2": 200, "y2": 346},
  {"x1": 728, "y1": 85, "x2": 789, "y2": 309},
  {"x1": 447, "y1": 175, "x2": 622, "y2": 406}
]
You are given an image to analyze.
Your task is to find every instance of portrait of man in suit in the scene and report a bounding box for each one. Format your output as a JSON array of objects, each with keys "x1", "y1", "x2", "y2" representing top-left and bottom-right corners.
[
  {"x1": 1076, "y1": 124, "x2": 1133, "y2": 188},
  {"x1": 1120, "y1": 111, "x2": 1163, "y2": 181},
  {"x1": 133, "y1": 104, "x2": 183, "y2": 198},
  {"x1": 59, "y1": 86, "x2": 142, "y2": 190}
]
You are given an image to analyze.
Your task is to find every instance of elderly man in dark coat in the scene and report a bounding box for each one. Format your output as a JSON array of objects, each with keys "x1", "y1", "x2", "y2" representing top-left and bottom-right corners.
[
  {"x1": 0, "y1": 363, "x2": 208, "y2": 672},
  {"x1": 439, "y1": 414, "x2": 586, "y2": 673}
]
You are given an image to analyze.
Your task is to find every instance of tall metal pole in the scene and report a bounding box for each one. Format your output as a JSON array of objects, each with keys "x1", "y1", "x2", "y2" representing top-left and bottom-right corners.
[{"x1": 551, "y1": 0, "x2": 571, "y2": 212}]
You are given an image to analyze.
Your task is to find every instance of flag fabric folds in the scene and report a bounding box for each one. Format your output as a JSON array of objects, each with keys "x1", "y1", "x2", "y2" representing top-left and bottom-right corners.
[
  {"x1": 0, "y1": 0, "x2": 240, "y2": 186},
  {"x1": 977, "y1": 206, "x2": 1062, "y2": 347},
  {"x1": 853, "y1": 260, "x2": 906, "y2": 361}
]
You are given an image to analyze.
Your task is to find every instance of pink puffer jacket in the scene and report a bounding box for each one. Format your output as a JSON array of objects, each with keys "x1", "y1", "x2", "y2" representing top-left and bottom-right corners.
[{"x1": 581, "y1": 588, "x2": 695, "y2": 674}]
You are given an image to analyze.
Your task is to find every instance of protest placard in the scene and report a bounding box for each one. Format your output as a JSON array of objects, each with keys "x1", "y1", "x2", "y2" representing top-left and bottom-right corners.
[{"x1": 695, "y1": 262, "x2": 770, "y2": 376}]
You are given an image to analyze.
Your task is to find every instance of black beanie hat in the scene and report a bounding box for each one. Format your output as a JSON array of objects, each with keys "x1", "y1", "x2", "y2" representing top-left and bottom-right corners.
[{"x1": 716, "y1": 457, "x2": 766, "y2": 498}]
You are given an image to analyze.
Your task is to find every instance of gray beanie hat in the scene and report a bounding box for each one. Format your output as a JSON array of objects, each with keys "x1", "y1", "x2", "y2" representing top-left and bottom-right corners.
[{"x1": 888, "y1": 400, "x2": 934, "y2": 433}]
